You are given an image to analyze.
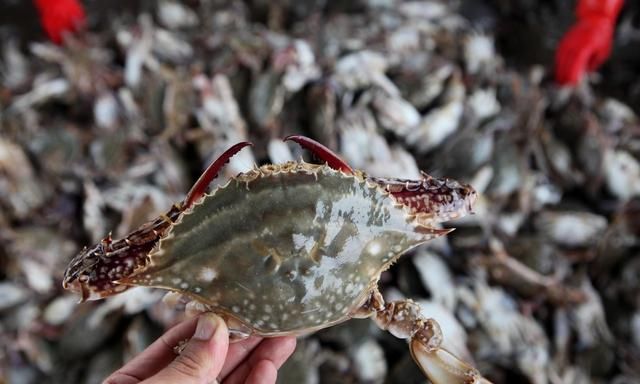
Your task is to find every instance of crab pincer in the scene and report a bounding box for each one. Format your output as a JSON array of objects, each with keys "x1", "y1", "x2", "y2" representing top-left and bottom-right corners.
[{"x1": 63, "y1": 136, "x2": 489, "y2": 382}]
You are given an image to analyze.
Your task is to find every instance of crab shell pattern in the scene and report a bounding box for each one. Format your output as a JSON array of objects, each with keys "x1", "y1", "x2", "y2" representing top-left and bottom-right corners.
[{"x1": 63, "y1": 136, "x2": 490, "y2": 384}]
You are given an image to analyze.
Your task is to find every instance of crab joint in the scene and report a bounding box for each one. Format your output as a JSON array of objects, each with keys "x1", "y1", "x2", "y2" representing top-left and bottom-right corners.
[{"x1": 373, "y1": 300, "x2": 492, "y2": 384}]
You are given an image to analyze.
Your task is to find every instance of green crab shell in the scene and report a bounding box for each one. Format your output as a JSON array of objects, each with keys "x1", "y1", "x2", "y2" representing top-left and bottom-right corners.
[{"x1": 123, "y1": 162, "x2": 445, "y2": 334}]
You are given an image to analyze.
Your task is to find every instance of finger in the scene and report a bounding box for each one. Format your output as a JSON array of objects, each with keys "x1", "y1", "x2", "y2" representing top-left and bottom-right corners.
[
  {"x1": 555, "y1": 23, "x2": 595, "y2": 85},
  {"x1": 223, "y1": 337, "x2": 296, "y2": 384},
  {"x1": 555, "y1": 39, "x2": 577, "y2": 85},
  {"x1": 588, "y1": 35, "x2": 613, "y2": 70},
  {"x1": 556, "y1": 42, "x2": 592, "y2": 85},
  {"x1": 104, "y1": 316, "x2": 199, "y2": 384},
  {"x1": 147, "y1": 313, "x2": 229, "y2": 383},
  {"x1": 245, "y1": 360, "x2": 278, "y2": 384},
  {"x1": 555, "y1": 46, "x2": 582, "y2": 85},
  {"x1": 571, "y1": 44, "x2": 597, "y2": 83},
  {"x1": 555, "y1": 49, "x2": 570, "y2": 85},
  {"x1": 218, "y1": 336, "x2": 263, "y2": 379}
]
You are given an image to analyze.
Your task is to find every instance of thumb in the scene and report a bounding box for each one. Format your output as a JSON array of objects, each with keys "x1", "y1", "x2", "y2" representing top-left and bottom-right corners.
[{"x1": 148, "y1": 313, "x2": 229, "y2": 384}]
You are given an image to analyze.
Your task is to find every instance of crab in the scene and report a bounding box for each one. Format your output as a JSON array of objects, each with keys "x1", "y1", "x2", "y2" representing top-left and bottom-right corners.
[{"x1": 63, "y1": 136, "x2": 490, "y2": 383}]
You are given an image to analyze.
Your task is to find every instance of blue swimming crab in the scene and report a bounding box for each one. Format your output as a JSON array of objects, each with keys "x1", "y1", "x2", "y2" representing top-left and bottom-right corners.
[{"x1": 63, "y1": 136, "x2": 490, "y2": 383}]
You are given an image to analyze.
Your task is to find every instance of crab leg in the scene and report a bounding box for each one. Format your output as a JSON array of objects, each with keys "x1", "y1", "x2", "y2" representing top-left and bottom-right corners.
[
  {"x1": 283, "y1": 135, "x2": 354, "y2": 174},
  {"x1": 69, "y1": 138, "x2": 252, "y2": 300},
  {"x1": 184, "y1": 142, "x2": 253, "y2": 208},
  {"x1": 355, "y1": 293, "x2": 492, "y2": 383},
  {"x1": 368, "y1": 174, "x2": 477, "y2": 225}
]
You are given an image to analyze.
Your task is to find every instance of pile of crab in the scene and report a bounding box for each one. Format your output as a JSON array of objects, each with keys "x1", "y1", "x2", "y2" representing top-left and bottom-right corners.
[{"x1": 1, "y1": 1, "x2": 639, "y2": 383}]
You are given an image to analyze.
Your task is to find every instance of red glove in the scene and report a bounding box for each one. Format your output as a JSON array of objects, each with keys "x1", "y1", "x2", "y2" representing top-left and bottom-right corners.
[
  {"x1": 576, "y1": 0, "x2": 624, "y2": 21},
  {"x1": 34, "y1": 0, "x2": 86, "y2": 44},
  {"x1": 554, "y1": 0, "x2": 624, "y2": 86}
]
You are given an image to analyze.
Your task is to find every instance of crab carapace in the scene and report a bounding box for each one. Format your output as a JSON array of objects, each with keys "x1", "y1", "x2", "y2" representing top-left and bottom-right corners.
[{"x1": 63, "y1": 136, "x2": 488, "y2": 384}]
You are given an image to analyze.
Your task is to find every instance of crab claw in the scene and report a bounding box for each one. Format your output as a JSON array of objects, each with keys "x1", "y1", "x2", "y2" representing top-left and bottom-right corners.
[
  {"x1": 410, "y1": 339, "x2": 492, "y2": 384},
  {"x1": 369, "y1": 174, "x2": 478, "y2": 224}
]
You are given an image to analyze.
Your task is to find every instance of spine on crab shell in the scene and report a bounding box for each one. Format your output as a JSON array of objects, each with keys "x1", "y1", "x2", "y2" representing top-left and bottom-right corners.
[
  {"x1": 183, "y1": 142, "x2": 253, "y2": 209},
  {"x1": 283, "y1": 135, "x2": 354, "y2": 174}
]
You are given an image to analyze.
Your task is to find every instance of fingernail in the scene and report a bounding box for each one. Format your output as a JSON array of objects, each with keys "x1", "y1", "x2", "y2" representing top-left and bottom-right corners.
[{"x1": 193, "y1": 313, "x2": 220, "y2": 341}]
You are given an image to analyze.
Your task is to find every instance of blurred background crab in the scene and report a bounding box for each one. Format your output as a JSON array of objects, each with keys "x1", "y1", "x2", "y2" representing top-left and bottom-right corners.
[{"x1": 1, "y1": 0, "x2": 640, "y2": 383}]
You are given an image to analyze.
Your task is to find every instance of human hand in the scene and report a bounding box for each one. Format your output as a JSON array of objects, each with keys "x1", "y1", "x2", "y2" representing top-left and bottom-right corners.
[
  {"x1": 34, "y1": 0, "x2": 86, "y2": 44},
  {"x1": 554, "y1": 0, "x2": 625, "y2": 86},
  {"x1": 554, "y1": 17, "x2": 615, "y2": 86},
  {"x1": 104, "y1": 313, "x2": 297, "y2": 384}
]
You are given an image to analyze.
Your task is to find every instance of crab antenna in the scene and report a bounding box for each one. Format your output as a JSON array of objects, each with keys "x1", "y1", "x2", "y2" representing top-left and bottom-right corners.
[
  {"x1": 283, "y1": 135, "x2": 353, "y2": 174},
  {"x1": 184, "y1": 141, "x2": 253, "y2": 209}
]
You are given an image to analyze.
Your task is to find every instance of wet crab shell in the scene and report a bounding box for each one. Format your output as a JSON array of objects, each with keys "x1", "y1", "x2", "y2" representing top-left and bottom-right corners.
[{"x1": 120, "y1": 162, "x2": 448, "y2": 335}]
